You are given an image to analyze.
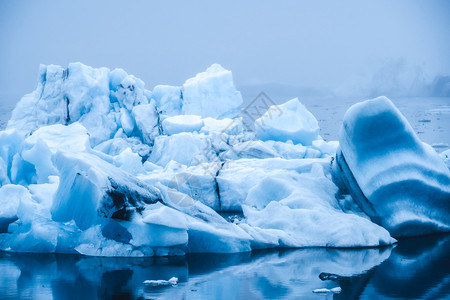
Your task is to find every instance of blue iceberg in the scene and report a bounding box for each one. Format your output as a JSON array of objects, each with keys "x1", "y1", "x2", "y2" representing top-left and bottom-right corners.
[
  {"x1": 333, "y1": 96, "x2": 450, "y2": 237},
  {"x1": 1, "y1": 63, "x2": 447, "y2": 257}
]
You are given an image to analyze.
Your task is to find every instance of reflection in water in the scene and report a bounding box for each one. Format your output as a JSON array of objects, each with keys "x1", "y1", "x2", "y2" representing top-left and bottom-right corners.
[
  {"x1": 361, "y1": 235, "x2": 450, "y2": 299},
  {"x1": 0, "y1": 235, "x2": 449, "y2": 299}
]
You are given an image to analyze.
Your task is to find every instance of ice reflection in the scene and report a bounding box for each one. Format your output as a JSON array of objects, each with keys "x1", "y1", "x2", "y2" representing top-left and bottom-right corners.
[
  {"x1": 360, "y1": 235, "x2": 450, "y2": 299},
  {"x1": 167, "y1": 248, "x2": 392, "y2": 299},
  {"x1": 0, "y1": 235, "x2": 449, "y2": 299}
]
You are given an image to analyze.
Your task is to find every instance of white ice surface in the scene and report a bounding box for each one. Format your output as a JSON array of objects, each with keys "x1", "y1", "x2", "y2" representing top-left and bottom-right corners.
[
  {"x1": 237, "y1": 162, "x2": 394, "y2": 247},
  {"x1": 0, "y1": 184, "x2": 25, "y2": 219},
  {"x1": 149, "y1": 132, "x2": 218, "y2": 167},
  {"x1": 181, "y1": 64, "x2": 243, "y2": 119},
  {"x1": 162, "y1": 115, "x2": 204, "y2": 135},
  {"x1": 255, "y1": 98, "x2": 320, "y2": 146},
  {"x1": 200, "y1": 117, "x2": 243, "y2": 135},
  {"x1": 132, "y1": 102, "x2": 160, "y2": 145},
  {"x1": 151, "y1": 85, "x2": 182, "y2": 118},
  {"x1": 217, "y1": 158, "x2": 331, "y2": 211}
]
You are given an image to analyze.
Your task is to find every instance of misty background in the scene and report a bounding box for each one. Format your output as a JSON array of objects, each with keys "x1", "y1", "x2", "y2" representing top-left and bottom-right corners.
[{"x1": 0, "y1": 0, "x2": 449, "y2": 105}]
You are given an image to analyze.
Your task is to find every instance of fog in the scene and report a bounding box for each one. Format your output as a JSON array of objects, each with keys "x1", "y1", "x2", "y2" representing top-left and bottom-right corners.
[{"x1": 1, "y1": 0, "x2": 449, "y2": 103}]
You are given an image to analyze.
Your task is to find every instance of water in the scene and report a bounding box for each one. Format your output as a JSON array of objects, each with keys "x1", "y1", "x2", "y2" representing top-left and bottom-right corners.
[{"x1": 0, "y1": 235, "x2": 449, "y2": 299}]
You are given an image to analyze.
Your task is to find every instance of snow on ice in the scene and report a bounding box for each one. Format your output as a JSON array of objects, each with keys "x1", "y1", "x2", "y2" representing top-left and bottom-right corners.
[
  {"x1": 255, "y1": 97, "x2": 320, "y2": 146},
  {"x1": 0, "y1": 62, "x2": 448, "y2": 256}
]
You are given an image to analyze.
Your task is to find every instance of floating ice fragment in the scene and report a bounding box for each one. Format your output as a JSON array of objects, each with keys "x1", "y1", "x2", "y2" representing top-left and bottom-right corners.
[
  {"x1": 312, "y1": 287, "x2": 342, "y2": 294},
  {"x1": 143, "y1": 277, "x2": 178, "y2": 286}
]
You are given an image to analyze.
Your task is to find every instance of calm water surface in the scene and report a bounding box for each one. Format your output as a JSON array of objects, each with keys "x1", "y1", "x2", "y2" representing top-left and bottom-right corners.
[{"x1": 0, "y1": 235, "x2": 449, "y2": 299}]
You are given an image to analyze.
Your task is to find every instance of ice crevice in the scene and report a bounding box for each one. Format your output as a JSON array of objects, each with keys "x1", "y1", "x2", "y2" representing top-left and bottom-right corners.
[
  {"x1": 0, "y1": 63, "x2": 448, "y2": 256},
  {"x1": 215, "y1": 161, "x2": 225, "y2": 212}
]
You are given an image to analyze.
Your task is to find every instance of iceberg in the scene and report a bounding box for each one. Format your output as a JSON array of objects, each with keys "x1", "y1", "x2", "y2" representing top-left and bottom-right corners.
[
  {"x1": 181, "y1": 64, "x2": 243, "y2": 119},
  {"x1": 3, "y1": 62, "x2": 447, "y2": 257},
  {"x1": 333, "y1": 96, "x2": 450, "y2": 237},
  {"x1": 151, "y1": 64, "x2": 243, "y2": 120},
  {"x1": 255, "y1": 98, "x2": 320, "y2": 146},
  {"x1": 7, "y1": 63, "x2": 135, "y2": 146}
]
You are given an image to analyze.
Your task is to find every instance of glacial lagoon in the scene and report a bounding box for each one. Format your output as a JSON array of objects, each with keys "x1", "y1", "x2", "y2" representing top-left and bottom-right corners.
[
  {"x1": 1, "y1": 235, "x2": 449, "y2": 299},
  {"x1": 0, "y1": 92, "x2": 449, "y2": 299}
]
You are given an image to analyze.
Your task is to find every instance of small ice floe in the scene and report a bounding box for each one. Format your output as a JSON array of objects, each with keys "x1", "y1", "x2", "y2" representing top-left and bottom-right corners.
[
  {"x1": 312, "y1": 287, "x2": 342, "y2": 294},
  {"x1": 143, "y1": 277, "x2": 178, "y2": 286},
  {"x1": 429, "y1": 107, "x2": 450, "y2": 113},
  {"x1": 432, "y1": 143, "x2": 449, "y2": 149}
]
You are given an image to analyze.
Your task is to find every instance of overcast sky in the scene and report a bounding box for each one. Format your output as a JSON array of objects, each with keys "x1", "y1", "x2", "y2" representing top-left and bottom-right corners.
[{"x1": 0, "y1": 0, "x2": 449, "y2": 102}]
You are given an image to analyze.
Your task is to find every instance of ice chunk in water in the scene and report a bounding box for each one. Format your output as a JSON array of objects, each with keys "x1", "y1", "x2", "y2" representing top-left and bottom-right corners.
[{"x1": 334, "y1": 96, "x2": 450, "y2": 237}]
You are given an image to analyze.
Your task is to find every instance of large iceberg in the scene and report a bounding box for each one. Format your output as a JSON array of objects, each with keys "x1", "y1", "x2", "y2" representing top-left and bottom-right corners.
[
  {"x1": 333, "y1": 96, "x2": 450, "y2": 237},
  {"x1": 255, "y1": 98, "x2": 320, "y2": 146},
  {"x1": 152, "y1": 64, "x2": 243, "y2": 120},
  {"x1": 1, "y1": 62, "x2": 447, "y2": 257}
]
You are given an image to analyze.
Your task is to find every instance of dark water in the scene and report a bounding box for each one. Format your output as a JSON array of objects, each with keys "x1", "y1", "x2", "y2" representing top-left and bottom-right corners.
[{"x1": 1, "y1": 235, "x2": 449, "y2": 299}]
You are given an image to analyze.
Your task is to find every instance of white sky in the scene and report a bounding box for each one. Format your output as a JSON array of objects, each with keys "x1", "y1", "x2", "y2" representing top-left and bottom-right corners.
[{"x1": 0, "y1": 0, "x2": 449, "y2": 100}]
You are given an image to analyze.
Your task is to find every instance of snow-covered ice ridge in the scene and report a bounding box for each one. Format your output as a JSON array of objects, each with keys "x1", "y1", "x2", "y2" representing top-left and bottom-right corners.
[{"x1": 0, "y1": 62, "x2": 446, "y2": 257}]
